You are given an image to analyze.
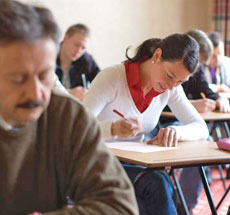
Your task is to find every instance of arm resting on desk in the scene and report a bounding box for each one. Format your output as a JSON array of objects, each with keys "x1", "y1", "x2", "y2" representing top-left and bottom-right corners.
[{"x1": 168, "y1": 86, "x2": 209, "y2": 141}]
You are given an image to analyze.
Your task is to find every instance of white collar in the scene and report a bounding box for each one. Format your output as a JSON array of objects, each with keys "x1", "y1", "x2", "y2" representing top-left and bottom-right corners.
[{"x1": 0, "y1": 115, "x2": 15, "y2": 130}]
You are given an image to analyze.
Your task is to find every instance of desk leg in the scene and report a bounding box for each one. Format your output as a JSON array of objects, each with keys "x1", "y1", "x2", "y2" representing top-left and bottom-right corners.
[
  {"x1": 223, "y1": 122, "x2": 230, "y2": 137},
  {"x1": 216, "y1": 184, "x2": 230, "y2": 210},
  {"x1": 170, "y1": 170, "x2": 190, "y2": 215},
  {"x1": 217, "y1": 165, "x2": 227, "y2": 190},
  {"x1": 213, "y1": 123, "x2": 222, "y2": 139},
  {"x1": 199, "y1": 166, "x2": 217, "y2": 215}
]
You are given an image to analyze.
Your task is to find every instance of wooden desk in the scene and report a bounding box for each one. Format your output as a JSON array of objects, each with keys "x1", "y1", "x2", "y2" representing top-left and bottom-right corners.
[
  {"x1": 111, "y1": 141, "x2": 230, "y2": 168},
  {"x1": 109, "y1": 141, "x2": 230, "y2": 215},
  {"x1": 161, "y1": 111, "x2": 230, "y2": 122}
]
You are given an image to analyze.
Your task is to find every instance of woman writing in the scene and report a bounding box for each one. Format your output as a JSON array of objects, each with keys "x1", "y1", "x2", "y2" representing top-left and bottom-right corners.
[{"x1": 83, "y1": 33, "x2": 209, "y2": 215}]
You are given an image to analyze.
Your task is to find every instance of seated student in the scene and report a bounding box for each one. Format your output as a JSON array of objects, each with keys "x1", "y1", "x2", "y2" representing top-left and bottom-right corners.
[
  {"x1": 0, "y1": 1, "x2": 138, "y2": 214},
  {"x1": 83, "y1": 33, "x2": 209, "y2": 215},
  {"x1": 145, "y1": 29, "x2": 230, "y2": 215},
  {"x1": 205, "y1": 31, "x2": 230, "y2": 93},
  {"x1": 178, "y1": 29, "x2": 230, "y2": 215},
  {"x1": 182, "y1": 29, "x2": 230, "y2": 114},
  {"x1": 56, "y1": 23, "x2": 100, "y2": 99},
  {"x1": 206, "y1": 31, "x2": 230, "y2": 180}
]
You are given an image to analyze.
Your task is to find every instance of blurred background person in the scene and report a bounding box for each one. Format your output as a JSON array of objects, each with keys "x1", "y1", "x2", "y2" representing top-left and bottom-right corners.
[
  {"x1": 56, "y1": 23, "x2": 100, "y2": 99},
  {"x1": 182, "y1": 29, "x2": 230, "y2": 114},
  {"x1": 205, "y1": 31, "x2": 230, "y2": 93},
  {"x1": 178, "y1": 29, "x2": 230, "y2": 215}
]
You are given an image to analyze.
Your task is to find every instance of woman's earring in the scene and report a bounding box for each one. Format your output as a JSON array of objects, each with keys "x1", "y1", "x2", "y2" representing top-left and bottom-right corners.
[{"x1": 151, "y1": 61, "x2": 155, "y2": 64}]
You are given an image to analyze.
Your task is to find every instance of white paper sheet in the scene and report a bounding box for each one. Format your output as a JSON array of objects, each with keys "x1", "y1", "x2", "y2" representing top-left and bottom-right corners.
[{"x1": 106, "y1": 141, "x2": 176, "y2": 153}]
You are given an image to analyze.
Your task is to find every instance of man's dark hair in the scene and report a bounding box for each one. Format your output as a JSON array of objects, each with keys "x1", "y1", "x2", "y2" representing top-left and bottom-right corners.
[
  {"x1": 0, "y1": 0, "x2": 60, "y2": 45},
  {"x1": 207, "y1": 31, "x2": 222, "y2": 48},
  {"x1": 65, "y1": 24, "x2": 90, "y2": 38}
]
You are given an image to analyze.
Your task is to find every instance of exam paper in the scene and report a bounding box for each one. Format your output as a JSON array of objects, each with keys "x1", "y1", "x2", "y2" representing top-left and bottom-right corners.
[{"x1": 106, "y1": 141, "x2": 176, "y2": 153}]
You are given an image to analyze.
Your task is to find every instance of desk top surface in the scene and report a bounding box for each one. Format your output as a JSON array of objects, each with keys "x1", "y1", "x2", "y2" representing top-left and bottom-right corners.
[
  {"x1": 110, "y1": 141, "x2": 230, "y2": 168},
  {"x1": 161, "y1": 111, "x2": 230, "y2": 121}
]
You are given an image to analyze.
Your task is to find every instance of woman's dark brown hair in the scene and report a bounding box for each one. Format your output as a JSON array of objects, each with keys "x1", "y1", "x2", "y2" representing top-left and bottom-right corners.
[{"x1": 126, "y1": 33, "x2": 199, "y2": 74}]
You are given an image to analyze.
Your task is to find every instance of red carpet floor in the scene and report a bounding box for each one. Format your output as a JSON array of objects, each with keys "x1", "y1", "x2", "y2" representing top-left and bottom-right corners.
[{"x1": 192, "y1": 168, "x2": 230, "y2": 215}]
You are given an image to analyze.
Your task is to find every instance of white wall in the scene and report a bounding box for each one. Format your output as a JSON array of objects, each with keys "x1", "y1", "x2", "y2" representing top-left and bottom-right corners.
[{"x1": 19, "y1": 0, "x2": 212, "y2": 69}]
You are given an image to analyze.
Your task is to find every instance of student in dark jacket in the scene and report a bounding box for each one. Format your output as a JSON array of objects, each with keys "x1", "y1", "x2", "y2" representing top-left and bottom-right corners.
[{"x1": 56, "y1": 23, "x2": 100, "y2": 99}]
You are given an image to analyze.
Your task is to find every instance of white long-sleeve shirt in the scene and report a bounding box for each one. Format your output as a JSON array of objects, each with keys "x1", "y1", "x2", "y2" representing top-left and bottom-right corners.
[{"x1": 83, "y1": 63, "x2": 209, "y2": 142}]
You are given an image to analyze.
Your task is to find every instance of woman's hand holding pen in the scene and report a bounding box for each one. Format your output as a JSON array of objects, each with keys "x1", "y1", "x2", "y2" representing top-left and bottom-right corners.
[
  {"x1": 111, "y1": 118, "x2": 141, "y2": 139},
  {"x1": 146, "y1": 127, "x2": 178, "y2": 147}
]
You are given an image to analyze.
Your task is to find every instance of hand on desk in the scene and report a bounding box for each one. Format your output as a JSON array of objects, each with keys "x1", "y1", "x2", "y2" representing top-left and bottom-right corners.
[
  {"x1": 111, "y1": 119, "x2": 141, "y2": 139},
  {"x1": 190, "y1": 99, "x2": 216, "y2": 113},
  {"x1": 146, "y1": 127, "x2": 178, "y2": 147},
  {"x1": 216, "y1": 96, "x2": 230, "y2": 113},
  {"x1": 216, "y1": 84, "x2": 230, "y2": 93},
  {"x1": 68, "y1": 86, "x2": 88, "y2": 100}
]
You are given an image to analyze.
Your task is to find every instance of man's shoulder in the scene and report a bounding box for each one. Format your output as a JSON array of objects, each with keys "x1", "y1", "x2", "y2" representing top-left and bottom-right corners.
[
  {"x1": 50, "y1": 92, "x2": 81, "y2": 105},
  {"x1": 221, "y1": 56, "x2": 230, "y2": 68},
  {"x1": 82, "y1": 52, "x2": 94, "y2": 60},
  {"x1": 74, "y1": 52, "x2": 95, "y2": 64},
  {"x1": 40, "y1": 92, "x2": 99, "y2": 133},
  {"x1": 47, "y1": 92, "x2": 88, "y2": 120}
]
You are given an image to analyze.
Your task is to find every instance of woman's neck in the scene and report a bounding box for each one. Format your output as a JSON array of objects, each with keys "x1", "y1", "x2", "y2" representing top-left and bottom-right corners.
[{"x1": 139, "y1": 60, "x2": 153, "y2": 96}]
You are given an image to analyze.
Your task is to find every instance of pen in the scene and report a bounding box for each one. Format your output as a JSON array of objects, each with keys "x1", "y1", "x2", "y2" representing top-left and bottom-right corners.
[
  {"x1": 200, "y1": 92, "x2": 206, "y2": 99},
  {"x1": 81, "y1": 73, "x2": 87, "y2": 89},
  {"x1": 113, "y1": 109, "x2": 129, "y2": 121}
]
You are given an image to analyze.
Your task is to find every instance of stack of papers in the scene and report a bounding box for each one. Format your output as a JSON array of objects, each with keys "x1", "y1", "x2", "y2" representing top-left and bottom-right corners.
[{"x1": 106, "y1": 141, "x2": 176, "y2": 153}]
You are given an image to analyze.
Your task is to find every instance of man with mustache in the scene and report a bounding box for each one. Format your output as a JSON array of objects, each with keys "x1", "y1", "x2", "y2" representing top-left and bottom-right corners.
[{"x1": 0, "y1": 1, "x2": 138, "y2": 215}]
